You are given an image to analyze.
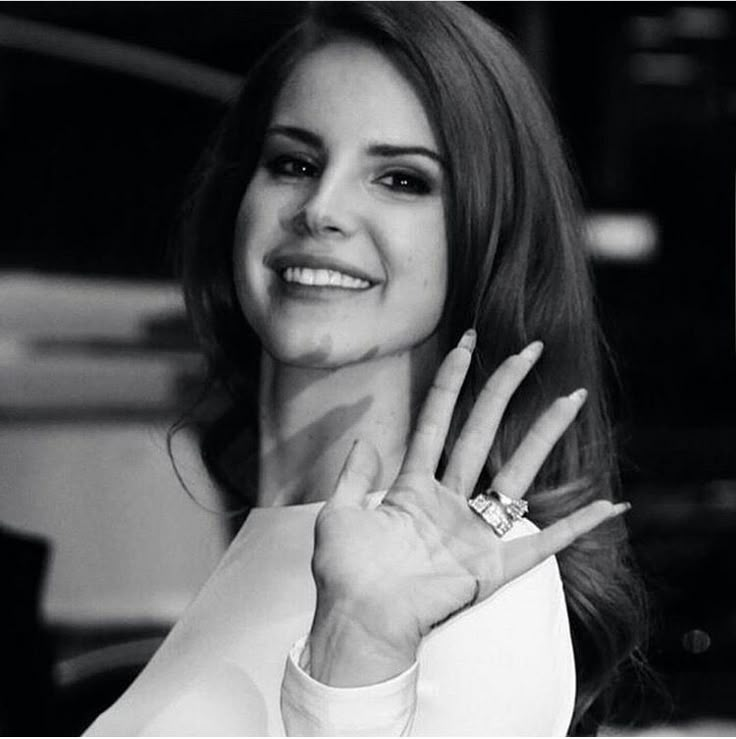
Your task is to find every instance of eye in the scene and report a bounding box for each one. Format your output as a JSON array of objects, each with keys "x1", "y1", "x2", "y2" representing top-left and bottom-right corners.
[
  {"x1": 377, "y1": 171, "x2": 432, "y2": 195},
  {"x1": 265, "y1": 154, "x2": 319, "y2": 179}
]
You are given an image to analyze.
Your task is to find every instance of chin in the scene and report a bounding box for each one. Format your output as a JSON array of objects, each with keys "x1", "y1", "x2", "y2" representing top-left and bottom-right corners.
[
  {"x1": 257, "y1": 326, "x2": 341, "y2": 369},
  {"x1": 267, "y1": 331, "x2": 441, "y2": 374},
  {"x1": 260, "y1": 324, "x2": 398, "y2": 370}
]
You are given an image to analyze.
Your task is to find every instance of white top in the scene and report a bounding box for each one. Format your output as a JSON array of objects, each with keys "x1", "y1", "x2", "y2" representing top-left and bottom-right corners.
[{"x1": 86, "y1": 495, "x2": 576, "y2": 736}]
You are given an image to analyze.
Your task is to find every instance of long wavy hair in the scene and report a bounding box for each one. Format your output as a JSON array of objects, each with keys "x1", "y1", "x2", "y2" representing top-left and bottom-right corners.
[{"x1": 173, "y1": 2, "x2": 647, "y2": 733}]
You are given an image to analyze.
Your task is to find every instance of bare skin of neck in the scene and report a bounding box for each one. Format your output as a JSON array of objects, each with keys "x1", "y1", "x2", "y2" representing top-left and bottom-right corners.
[{"x1": 256, "y1": 336, "x2": 441, "y2": 507}]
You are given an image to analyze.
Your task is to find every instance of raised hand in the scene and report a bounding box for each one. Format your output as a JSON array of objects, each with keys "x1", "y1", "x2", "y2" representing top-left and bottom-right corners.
[{"x1": 307, "y1": 330, "x2": 628, "y2": 687}]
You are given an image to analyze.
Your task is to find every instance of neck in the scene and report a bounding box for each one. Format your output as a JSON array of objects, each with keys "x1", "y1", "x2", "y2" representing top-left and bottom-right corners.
[{"x1": 256, "y1": 339, "x2": 440, "y2": 507}]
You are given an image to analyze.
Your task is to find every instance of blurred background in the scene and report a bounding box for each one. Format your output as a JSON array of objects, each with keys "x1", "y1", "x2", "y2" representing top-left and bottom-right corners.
[{"x1": 0, "y1": 2, "x2": 734, "y2": 734}]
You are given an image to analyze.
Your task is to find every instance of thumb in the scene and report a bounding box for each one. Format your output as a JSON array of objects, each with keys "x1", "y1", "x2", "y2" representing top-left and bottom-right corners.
[{"x1": 331, "y1": 438, "x2": 381, "y2": 508}]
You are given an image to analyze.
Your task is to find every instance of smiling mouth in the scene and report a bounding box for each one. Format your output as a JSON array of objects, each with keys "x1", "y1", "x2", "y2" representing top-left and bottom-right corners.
[{"x1": 280, "y1": 266, "x2": 372, "y2": 290}]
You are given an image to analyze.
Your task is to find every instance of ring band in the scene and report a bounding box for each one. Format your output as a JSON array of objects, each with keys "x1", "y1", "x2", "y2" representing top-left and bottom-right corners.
[{"x1": 468, "y1": 489, "x2": 528, "y2": 537}]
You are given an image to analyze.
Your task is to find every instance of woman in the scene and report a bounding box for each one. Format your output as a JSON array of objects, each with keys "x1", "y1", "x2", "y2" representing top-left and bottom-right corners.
[{"x1": 87, "y1": 2, "x2": 644, "y2": 735}]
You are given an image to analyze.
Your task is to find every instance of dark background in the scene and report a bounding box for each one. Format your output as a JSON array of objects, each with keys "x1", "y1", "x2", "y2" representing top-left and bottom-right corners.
[{"x1": 0, "y1": 2, "x2": 734, "y2": 733}]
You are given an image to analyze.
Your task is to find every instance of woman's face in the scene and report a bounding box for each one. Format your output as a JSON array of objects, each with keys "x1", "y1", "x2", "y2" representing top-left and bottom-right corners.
[{"x1": 233, "y1": 40, "x2": 447, "y2": 368}]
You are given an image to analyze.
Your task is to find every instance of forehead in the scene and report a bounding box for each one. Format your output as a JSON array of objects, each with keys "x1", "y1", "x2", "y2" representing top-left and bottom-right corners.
[{"x1": 271, "y1": 40, "x2": 437, "y2": 148}]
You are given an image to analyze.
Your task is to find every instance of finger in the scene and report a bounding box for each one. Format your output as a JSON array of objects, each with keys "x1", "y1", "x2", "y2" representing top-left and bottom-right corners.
[
  {"x1": 441, "y1": 341, "x2": 543, "y2": 495},
  {"x1": 400, "y1": 329, "x2": 475, "y2": 476},
  {"x1": 489, "y1": 388, "x2": 587, "y2": 500},
  {"x1": 501, "y1": 500, "x2": 631, "y2": 581},
  {"x1": 331, "y1": 438, "x2": 381, "y2": 509}
]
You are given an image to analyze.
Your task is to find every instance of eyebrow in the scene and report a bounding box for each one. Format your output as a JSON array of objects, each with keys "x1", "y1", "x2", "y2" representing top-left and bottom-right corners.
[{"x1": 265, "y1": 125, "x2": 445, "y2": 168}]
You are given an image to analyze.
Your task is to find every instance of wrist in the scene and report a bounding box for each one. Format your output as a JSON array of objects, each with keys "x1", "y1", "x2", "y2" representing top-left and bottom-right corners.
[{"x1": 307, "y1": 595, "x2": 419, "y2": 687}]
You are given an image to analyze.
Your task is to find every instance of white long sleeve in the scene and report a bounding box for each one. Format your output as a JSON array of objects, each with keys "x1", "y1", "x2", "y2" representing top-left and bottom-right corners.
[{"x1": 281, "y1": 638, "x2": 418, "y2": 736}]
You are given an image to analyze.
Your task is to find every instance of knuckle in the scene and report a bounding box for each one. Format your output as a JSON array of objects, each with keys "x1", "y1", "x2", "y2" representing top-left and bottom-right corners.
[
  {"x1": 527, "y1": 424, "x2": 555, "y2": 447},
  {"x1": 460, "y1": 422, "x2": 489, "y2": 448},
  {"x1": 443, "y1": 471, "x2": 467, "y2": 494},
  {"x1": 431, "y1": 374, "x2": 459, "y2": 395},
  {"x1": 416, "y1": 421, "x2": 442, "y2": 442}
]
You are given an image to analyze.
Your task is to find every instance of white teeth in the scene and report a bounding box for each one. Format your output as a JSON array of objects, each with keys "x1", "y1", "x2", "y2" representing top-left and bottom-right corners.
[{"x1": 282, "y1": 266, "x2": 370, "y2": 289}]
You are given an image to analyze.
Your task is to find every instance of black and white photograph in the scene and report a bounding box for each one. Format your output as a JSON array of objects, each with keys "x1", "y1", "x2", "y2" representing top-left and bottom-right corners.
[{"x1": 0, "y1": 3, "x2": 734, "y2": 736}]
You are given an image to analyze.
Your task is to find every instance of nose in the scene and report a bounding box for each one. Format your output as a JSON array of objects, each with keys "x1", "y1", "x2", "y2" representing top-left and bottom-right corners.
[{"x1": 286, "y1": 167, "x2": 357, "y2": 240}]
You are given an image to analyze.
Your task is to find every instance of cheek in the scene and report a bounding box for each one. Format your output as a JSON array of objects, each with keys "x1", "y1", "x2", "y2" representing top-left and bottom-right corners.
[
  {"x1": 234, "y1": 172, "x2": 295, "y2": 254},
  {"x1": 376, "y1": 207, "x2": 447, "y2": 340},
  {"x1": 401, "y1": 211, "x2": 448, "y2": 296},
  {"x1": 234, "y1": 186, "x2": 266, "y2": 259},
  {"x1": 232, "y1": 186, "x2": 274, "y2": 320},
  {"x1": 421, "y1": 245, "x2": 448, "y2": 325}
]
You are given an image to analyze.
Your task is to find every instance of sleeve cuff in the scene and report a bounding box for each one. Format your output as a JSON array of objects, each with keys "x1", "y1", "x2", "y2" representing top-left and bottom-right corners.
[{"x1": 281, "y1": 636, "x2": 418, "y2": 736}]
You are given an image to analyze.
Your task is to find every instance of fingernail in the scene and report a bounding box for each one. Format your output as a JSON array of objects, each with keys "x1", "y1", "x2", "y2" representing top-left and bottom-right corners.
[
  {"x1": 458, "y1": 329, "x2": 477, "y2": 352},
  {"x1": 568, "y1": 388, "x2": 588, "y2": 403},
  {"x1": 520, "y1": 340, "x2": 544, "y2": 363}
]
